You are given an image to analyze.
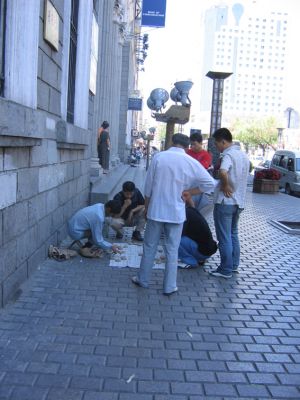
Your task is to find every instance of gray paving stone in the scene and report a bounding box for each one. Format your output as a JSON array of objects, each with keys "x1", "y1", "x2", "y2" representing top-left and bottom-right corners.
[
  {"x1": 47, "y1": 388, "x2": 84, "y2": 400},
  {"x1": 35, "y1": 373, "x2": 71, "y2": 388},
  {"x1": 154, "y1": 369, "x2": 185, "y2": 381},
  {"x1": 0, "y1": 175, "x2": 300, "y2": 398},
  {"x1": 204, "y1": 383, "x2": 237, "y2": 396},
  {"x1": 26, "y1": 361, "x2": 60, "y2": 374},
  {"x1": 0, "y1": 385, "x2": 12, "y2": 400},
  {"x1": 236, "y1": 384, "x2": 271, "y2": 397},
  {"x1": 10, "y1": 385, "x2": 48, "y2": 400},
  {"x1": 83, "y1": 392, "x2": 118, "y2": 400},
  {"x1": 138, "y1": 380, "x2": 170, "y2": 394},
  {"x1": 69, "y1": 376, "x2": 102, "y2": 391},
  {"x1": 1, "y1": 372, "x2": 37, "y2": 386},
  {"x1": 247, "y1": 372, "x2": 278, "y2": 384},
  {"x1": 171, "y1": 382, "x2": 203, "y2": 395},
  {"x1": 103, "y1": 378, "x2": 136, "y2": 392},
  {"x1": 216, "y1": 372, "x2": 248, "y2": 383}
]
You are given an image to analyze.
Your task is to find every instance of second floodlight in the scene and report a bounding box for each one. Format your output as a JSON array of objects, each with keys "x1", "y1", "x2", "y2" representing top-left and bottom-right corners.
[{"x1": 172, "y1": 80, "x2": 193, "y2": 106}]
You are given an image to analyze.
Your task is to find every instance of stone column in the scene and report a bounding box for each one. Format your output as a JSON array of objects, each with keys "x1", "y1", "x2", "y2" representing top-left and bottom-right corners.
[{"x1": 90, "y1": 0, "x2": 106, "y2": 177}]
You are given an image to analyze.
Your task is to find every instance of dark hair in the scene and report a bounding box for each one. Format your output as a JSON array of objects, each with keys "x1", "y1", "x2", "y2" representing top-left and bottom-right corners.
[
  {"x1": 213, "y1": 128, "x2": 232, "y2": 142},
  {"x1": 122, "y1": 181, "x2": 135, "y2": 192},
  {"x1": 172, "y1": 133, "x2": 190, "y2": 149},
  {"x1": 190, "y1": 132, "x2": 203, "y2": 143},
  {"x1": 105, "y1": 200, "x2": 121, "y2": 214},
  {"x1": 101, "y1": 121, "x2": 109, "y2": 129}
]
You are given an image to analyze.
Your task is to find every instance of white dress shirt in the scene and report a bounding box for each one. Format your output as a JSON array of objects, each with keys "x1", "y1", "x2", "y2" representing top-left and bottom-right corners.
[{"x1": 144, "y1": 147, "x2": 215, "y2": 223}]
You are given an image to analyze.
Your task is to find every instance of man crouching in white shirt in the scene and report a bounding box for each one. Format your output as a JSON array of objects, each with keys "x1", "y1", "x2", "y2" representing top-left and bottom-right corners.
[{"x1": 131, "y1": 133, "x2": 215, "y2": 296}]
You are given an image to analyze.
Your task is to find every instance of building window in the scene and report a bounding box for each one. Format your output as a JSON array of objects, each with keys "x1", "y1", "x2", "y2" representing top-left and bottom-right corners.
[
  {"x1": 67, "y1": 0, "x2": 79, "y2": 123},
  {"x1": 0, "y1": 0, "x2": 6, "y2": 97}
]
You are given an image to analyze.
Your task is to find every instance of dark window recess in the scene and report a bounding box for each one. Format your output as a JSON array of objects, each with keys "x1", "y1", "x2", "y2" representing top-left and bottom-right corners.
[
  {"x1": 67, "y1": 0, "x2": 79, "y2": 123},
  {"x1": 0, "y1": 0, "x2": 7, "y2": 97}
]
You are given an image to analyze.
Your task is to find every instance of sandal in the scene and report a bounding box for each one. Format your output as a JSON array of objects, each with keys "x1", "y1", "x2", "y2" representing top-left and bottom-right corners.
[
  {"x1": 48, "y1": 245, "x2": 78, "y2": 261},
  {"x1": 79, "y1": 247, "x2": 103, "y2": 258}
]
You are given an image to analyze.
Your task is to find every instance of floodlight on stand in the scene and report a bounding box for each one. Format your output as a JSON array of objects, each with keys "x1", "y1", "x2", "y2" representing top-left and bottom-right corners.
[
  {"x1": 170, "y1": 87, "x2": 181, "y2": 103},
  {"x1": 174, "y1": 80, "x2": 193, "y2": 106},
  {"x1": 149, "y1": 88, "x2": 169, "y2": 112},
  {"x1": 147, "y1": 97, "x2": 156, "y2": 110}
]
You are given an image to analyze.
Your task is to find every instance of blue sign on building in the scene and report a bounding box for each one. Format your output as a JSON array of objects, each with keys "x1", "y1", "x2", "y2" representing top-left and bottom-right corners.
[
  {"x1": 141, "y1": 0, "x2": 167, "y2": 28},
  {"x1": 128, "y1": 98, "x2": 143, "y2": 111}
]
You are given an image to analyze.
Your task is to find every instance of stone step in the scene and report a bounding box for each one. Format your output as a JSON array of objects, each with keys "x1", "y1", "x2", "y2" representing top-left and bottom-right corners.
[{"x1": 90, "y1": 164, "x2": 131, "y2": 205}]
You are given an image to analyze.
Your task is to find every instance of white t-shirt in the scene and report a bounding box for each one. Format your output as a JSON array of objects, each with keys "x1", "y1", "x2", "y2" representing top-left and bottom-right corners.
[{"x1": 214, "y1": 144, "x2": 250, "y2": 208}]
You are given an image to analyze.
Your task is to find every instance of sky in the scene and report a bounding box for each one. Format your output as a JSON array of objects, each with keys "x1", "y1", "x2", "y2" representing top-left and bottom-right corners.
[{"x1": 138, "y1": 0, "x2": 300, "y2": 130}]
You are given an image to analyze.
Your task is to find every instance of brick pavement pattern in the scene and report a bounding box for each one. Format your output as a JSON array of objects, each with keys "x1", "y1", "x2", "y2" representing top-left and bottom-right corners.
[{"x1": 0, "y1": 187, "x2": 300, "y2": 399}]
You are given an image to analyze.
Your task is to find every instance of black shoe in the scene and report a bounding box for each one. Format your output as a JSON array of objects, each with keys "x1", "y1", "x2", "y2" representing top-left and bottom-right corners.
[
  {"x1": 116, "y1": 232, "x2": 123, "y2": 239},
  {"x1": 132, "y1": 230, "x2": 143, "y2": 241},
  {"x1": 163, "y1": 288, "x2": 178, "y2": 296}
]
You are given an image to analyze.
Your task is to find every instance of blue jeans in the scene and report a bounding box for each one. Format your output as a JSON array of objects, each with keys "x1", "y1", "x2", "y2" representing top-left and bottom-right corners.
[
  {"x1": 213, "y1": 204, "x2": 242, "y2": 274},
  {"x1": 178, "y1": 236, "x2": 209, "y2": 266},
  {"x1": 138, "y1": 219, "x2": 183, "y2": 293}
]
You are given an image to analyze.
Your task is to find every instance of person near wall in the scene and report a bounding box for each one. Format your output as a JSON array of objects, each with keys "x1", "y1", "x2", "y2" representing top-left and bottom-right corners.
[
  {"x1": 178, "y1": 192, "x2": 218, "y2": 269},
  {"x1": 131, "y1": 133, "x2": 215, "y2": 296},
  {"x1": 210, "y1": 127, "x2": 250, "y2": 278},
  {"x1": 97, "y1": 121, "x2": 110, "y2": 173},
  {"x1": 68, "y1": 200, "x2": 121, "y2": 258},
  {"x1": 111, "y1": 181, "x2": 145, "y2": 242}
]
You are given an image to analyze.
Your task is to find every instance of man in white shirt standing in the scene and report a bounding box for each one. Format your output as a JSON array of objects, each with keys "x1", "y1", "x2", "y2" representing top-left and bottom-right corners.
[
  {"x1": 210, "y1": 128, "x2": 250, "y2": 278},
  {"x1": 131, "y1": 133, "x2": 215, "y2": 295}
]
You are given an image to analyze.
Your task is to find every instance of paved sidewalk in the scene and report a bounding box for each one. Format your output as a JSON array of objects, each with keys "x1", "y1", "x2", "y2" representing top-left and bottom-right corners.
[{"x1": 0, "y1": 172, "x2": 300, "y2": 399}]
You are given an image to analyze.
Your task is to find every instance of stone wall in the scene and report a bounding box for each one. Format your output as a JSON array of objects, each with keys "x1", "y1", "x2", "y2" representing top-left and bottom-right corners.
[{"x1": 0, "y1": 0, "x2": 92, "y2": 307}]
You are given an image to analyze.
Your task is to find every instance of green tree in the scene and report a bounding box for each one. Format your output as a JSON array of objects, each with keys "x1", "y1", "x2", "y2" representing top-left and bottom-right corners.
[
  {"x1": 156, "y1": 123, "x2": 166, "y2": 142},
  {"x1": 230, "y1": 116, "x2": 279, "y2": 155}
]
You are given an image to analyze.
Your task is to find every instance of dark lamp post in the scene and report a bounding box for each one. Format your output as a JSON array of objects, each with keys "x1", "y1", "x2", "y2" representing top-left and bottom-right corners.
[{"x1": 206, "y1": 71, "x2": 232, "y2": 166}]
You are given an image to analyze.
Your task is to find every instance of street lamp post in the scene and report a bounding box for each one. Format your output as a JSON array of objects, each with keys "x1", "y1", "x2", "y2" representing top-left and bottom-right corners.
[{"x1": 206, "y1": 71, "x2": 233, "y2": 166}]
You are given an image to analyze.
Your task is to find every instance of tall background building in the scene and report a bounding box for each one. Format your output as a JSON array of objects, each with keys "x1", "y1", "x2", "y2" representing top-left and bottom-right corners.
[{"x1": 198, "y1": 0, "x2": 299, "y2": 134}]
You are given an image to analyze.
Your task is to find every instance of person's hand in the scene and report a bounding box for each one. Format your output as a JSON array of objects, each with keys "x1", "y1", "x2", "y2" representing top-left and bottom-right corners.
[
  {"x1": 181, "y1": 190, "x2": 192, "y2": 203},
  {"x1": 111, "y1": 244, "x2": 122, "y2": 253},
  {"x1": 124, "y1": 199, "x2": 132, "y2": 207},
  {"x1": 143, "y1": 206, "x2": 148, "y2": 220},
  {"x1": 221, "y1": 184, "x2": 233, "y2": 198}
]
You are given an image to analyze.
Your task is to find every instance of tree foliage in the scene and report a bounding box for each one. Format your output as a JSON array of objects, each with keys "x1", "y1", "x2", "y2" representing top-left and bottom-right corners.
[{"x1": 230, "y1": 116, "x2": 279, "y2": 151}]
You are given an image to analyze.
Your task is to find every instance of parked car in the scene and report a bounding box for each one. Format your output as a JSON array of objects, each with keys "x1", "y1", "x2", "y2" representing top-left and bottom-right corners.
[
  {"x1": 270, "y1": 150, "x2": 300, "y2": 195},
  {"x1": 255, "y1": 159, "x2": 271, "y2": 172}
]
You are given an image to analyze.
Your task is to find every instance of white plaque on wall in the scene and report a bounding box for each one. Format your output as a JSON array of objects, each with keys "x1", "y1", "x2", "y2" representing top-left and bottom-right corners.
[{"x1": 44, "y1": 0, "x2": 59, "y2": 51}]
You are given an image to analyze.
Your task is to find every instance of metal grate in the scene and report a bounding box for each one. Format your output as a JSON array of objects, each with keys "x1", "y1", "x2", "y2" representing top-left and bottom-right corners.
[{"x1": 268, "y1": 220, "x2": 300, "y2": 235}]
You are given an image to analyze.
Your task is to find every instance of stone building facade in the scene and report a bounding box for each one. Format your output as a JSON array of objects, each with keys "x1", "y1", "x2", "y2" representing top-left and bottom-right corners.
[{"x1": 0, "y1": 0, "x2": 140, "y2": 307}]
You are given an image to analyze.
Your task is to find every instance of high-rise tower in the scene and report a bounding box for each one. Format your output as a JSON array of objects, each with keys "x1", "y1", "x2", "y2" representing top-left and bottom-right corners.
[{"x1": 200, "y1": 2, "x2": 289, "y2": 123}]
